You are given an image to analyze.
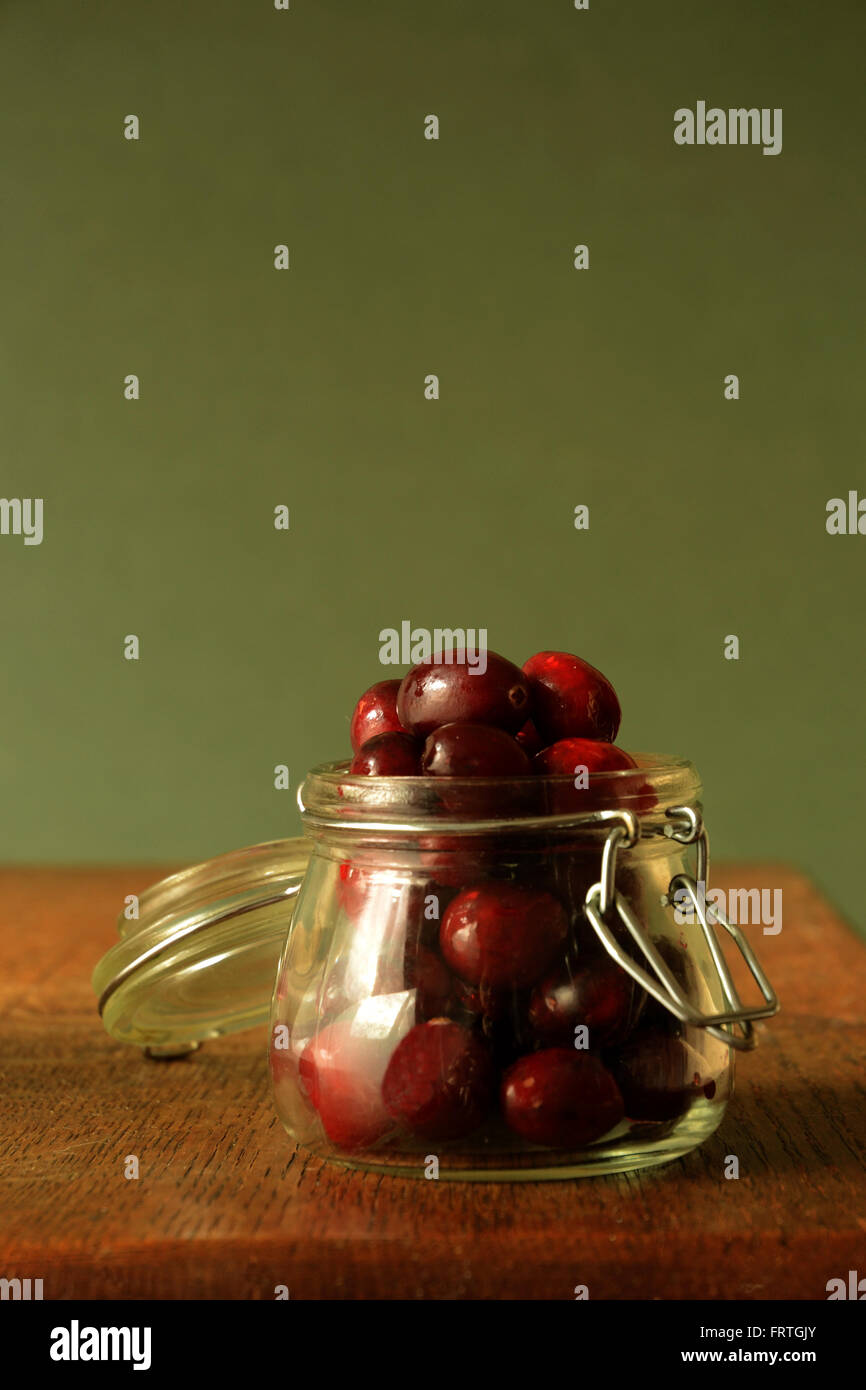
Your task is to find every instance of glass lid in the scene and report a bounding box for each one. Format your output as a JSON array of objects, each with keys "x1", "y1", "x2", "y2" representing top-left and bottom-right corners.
[{"x1": 92, "y1": 838, "x2": 311, "y2": 1054}]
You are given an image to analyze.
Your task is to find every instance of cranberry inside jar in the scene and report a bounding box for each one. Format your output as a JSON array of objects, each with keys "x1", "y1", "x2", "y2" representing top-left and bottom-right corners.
[{"x1": 271, "y1": 650, "x2": 736, "y2": 1178}]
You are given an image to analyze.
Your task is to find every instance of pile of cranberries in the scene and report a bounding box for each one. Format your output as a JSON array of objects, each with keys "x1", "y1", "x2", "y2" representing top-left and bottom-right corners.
[
  {"x1": 285, "y1": 649, "x2": 719, "y2": 1159},
  {"x1": 348, "y1": 649, "x2": 632, "y2": 780}
]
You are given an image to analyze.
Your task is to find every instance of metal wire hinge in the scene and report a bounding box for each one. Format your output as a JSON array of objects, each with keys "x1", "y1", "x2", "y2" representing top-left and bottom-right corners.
[{"x1": 583, "y1": 804, "x2": 780, "y2": 1051}]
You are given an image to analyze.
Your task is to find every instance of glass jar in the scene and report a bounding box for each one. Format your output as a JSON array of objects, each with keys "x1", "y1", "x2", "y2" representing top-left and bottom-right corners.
[{"x1": 93, "y1": 754, "x2": 778, "y2": 1181}]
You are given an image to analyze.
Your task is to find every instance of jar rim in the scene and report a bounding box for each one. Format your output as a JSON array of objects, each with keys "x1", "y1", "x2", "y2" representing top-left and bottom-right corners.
[
  {"x1": 312, "y1": 751, "x2": 693, "y2": 782},
  {"x1": 298, "y1": 753, "x2": 702, "y2": 835}
]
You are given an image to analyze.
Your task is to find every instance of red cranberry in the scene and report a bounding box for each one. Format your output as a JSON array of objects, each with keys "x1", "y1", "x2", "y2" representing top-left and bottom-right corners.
[
  {"x1": 350, "y1": 679, "x2": 404, "y2": 753},
  {"x1": 608, "y1": 1028, "x2": 704, "y2": 1121},
  {"x1": 529, "y1": 956, "x2": 638, "y2": 1048},
  {"x1": 398, "y1": 650, "x2": 530, "y2": 738},
  {"x1": 407, "y1": 946, "x2": 454, "y2": 1021},
  {"x1": 534, "y1": 737, "x2": 656, "y2": 815},
  {"x1": 422, "y1": 722, "x2": 531, "y2": 778},
  {"x1": 515, "y1": 719, "x2": 544, "y2": 755},
  {"x1": 502, "y1": 1049, "x2": 625, "y2": 1148},
  {"x1": 523, "y1": 651, "x2": 621, "y2": 743},
  {"x1": 349, "y1": 730, "x2": 422, "y2": 776},
  {"x1": 440, "y1": 881, "x2": 568, "y2": 989},
  {"x1": 382, "y1": 1019, "x2": 495, "y2": 1139},
  {"x1": 299, "y1": 1016, "x2": 403, "y2": 1149},
  {"x1": 534, "y1": 737, "x2": 636, "y2": 777}
]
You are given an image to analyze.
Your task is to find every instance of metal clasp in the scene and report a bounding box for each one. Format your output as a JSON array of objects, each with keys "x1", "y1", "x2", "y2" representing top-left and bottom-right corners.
[{"x1": 584, "y1": 804, "x2": 780, "y2": 1051}]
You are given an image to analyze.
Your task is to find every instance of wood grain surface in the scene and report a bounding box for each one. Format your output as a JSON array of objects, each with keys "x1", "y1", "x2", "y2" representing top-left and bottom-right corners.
[{"x1": 1, "y1": 863, "x2": 864, "y2": 1300}]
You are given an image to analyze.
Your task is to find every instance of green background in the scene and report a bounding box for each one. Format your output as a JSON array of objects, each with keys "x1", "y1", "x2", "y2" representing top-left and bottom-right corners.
[{"x1": 1, "y1": 1, "x2": 863, "y2": 934}]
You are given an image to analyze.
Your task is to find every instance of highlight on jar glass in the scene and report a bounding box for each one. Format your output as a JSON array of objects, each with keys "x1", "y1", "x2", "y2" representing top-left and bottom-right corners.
[{"x1": 93, "y1": 645, "x2": 780, "y2": 1181}]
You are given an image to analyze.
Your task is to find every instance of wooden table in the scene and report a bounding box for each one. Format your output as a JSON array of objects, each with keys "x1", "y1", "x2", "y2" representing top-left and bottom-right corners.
[{"x1": 1, "y1": 864, "x2": 864, "y2": 1300}]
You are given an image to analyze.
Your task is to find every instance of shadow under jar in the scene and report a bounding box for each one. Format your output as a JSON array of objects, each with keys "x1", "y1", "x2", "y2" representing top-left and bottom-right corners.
[{"x1": 270, "y1": 755, "x2": 774, "y2": 1180}]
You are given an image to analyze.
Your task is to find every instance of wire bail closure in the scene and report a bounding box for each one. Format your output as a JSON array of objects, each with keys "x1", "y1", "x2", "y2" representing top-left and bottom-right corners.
[{"x1": 583, "y1": 804, "x2": 780, "y2": 1051}]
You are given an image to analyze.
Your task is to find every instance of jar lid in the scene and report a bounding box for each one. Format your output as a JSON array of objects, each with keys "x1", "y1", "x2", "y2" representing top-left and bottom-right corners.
[{"x1": 92, "y1": 838, "x2": 311, "y2": 1054}]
